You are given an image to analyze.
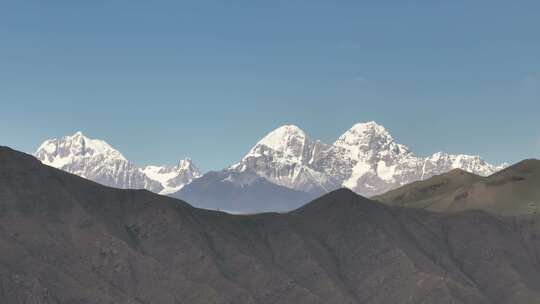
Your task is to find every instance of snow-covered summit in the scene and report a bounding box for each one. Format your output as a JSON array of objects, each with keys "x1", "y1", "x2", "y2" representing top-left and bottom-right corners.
[
  {"x1": 231, "y1": 125, "x2": 335, "y2": 194},
  {"x1": 334, "y1": 121, "x2": 412, "y2": 160},
  {"x1": 242, "y1": 125, "x2": 314, "y2": 163},
  {"x1": 336, "y1": 122, "x2": 396, "y2": 147},
  {"x1": 229, "y1": 122, "x2": 507, "y2": 197},
  {"x1": 34, "y1": 132, "x2": 200, "y2": 195},
  {"x1": 141, "y1": 158, "x2": 202, "y2": 195},
  {"x1": 35, "y1": 131, "x2": 127, "y2": 168},
  {"x1": 424, "y1": 152, "x2": 507, "y2": 178},
  {"x1": 344, "y1": 121, "x2": 390, "y2": 138},
  {"x1": 178, "y1": 158, "x2": 197, "y2": 171}
]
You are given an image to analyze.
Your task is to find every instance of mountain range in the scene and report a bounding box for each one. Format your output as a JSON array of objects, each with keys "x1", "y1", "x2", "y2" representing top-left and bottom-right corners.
[
  {"x1": 223, "y1": 122, "x2": 505, "y2": 196},
  {"x1": 1, "y1": 146, "x2": 539, "y2": 303},
  {"x1": 34, "y1": 122, "x2": 506, "y2": 212},
  {"x1": 34, "y1": 131, "x2": 201, "y2": 195}
]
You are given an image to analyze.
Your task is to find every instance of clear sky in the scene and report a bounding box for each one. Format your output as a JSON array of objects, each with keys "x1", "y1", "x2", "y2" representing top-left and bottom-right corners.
[{"x1": 1, "y1": 1, "x2": 539, "y2": 171}]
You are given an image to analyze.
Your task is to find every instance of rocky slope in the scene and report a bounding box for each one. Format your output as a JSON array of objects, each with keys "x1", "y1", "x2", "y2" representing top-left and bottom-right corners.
[
  {"x1": 1, "y1": 146, "x2": 539, "y2": 303},
  {"x1": 34, "y1": 131, "x2": 201, "y2": 194}
]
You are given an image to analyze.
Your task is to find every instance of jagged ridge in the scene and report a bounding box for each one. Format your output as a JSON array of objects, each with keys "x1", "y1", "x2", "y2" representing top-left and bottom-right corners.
[
  {"x1": 34, "y1": 131, "x2": 201, "y2": 194},
  {"x1": 228, "y1": 121, "x2": 506, "y2": 197}
]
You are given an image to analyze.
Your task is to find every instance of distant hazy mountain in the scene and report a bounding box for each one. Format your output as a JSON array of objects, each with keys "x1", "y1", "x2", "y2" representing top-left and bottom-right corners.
[
  {"x1": 172, "y1": 169, "x2": 318, "y2": 213},
  {"x1": 34, "y1": 131, "x2": 201, "y2": 194},
  {"x1": 2, "y1": 146, "x2": 539, "y2": 303}
]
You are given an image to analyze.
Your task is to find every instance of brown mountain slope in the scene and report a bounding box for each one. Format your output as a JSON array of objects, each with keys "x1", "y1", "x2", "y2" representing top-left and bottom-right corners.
[
  {"x1": 374, "y1": 159, "x2": 540, "y2": 216},
  {"x1": 1, "y1": 146, "x2": 540, "y2": 303}
]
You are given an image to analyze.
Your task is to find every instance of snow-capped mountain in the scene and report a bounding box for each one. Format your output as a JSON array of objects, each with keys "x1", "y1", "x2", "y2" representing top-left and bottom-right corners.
[
  {"x1": 141, "y1": 158, "x2": 201, "y2": 195},
  {"x1": 34, "y1": 132, "x2": 200, "y2": 194},
  {"x1": 34, "y1": 123, "x2": 506, "y2": 207},
  {"x1": 230, "y1": 125, "x2": 339, "y2": 194},
  {"x1": 329, "y1": 122, "x2": 424, "y2": 195},
  {"x1": 227, "y1": 122, "x2": 506, "y2": 197}
]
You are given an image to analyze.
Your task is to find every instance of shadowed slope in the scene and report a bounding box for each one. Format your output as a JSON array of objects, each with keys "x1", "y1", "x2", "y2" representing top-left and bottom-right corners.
[{"x1": 1, "y1": 147, "x2": 540, "y2": 303}]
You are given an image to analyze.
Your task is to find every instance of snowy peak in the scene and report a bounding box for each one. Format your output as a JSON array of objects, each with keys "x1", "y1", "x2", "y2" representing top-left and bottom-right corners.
[
  {"x1": 142, "y1": 158, "x2": 199, "y2": 176},
  {"x1": 336, "y1": 122, "x2": 400, "y2": 150},
  {"x1": 346, "y1": 121, "x2": 390, "y2": 137},
  {"x1": 141, "y1": 158, "x2": 202, "y2": 195},
  {"x1": 177, "y1": 158, "x2": 199, "y2": 172},
  {"x1": 34, "y1": 133, "x2": 199, "y2": 195},
  {"x1": 232, "y1": 125, "x2": 335, "y2": 194},
  {"x1": 35, "y1": 131, "x2": 127, "y2": 168},
  {"x1": 334, "y1": 121, "x2": 412, "y2": 162},
  {"x1": 256, "y1": 125, "x2": 308, "y2": 146},
  {"x1": 245, "y1": 125, "x2": 312, "y2": 161},
  {"x1": 338, "y1": 121, "x2": 391, "y2": 140},
  {"x1": 231, "y1": 121, "x2": 506, "y2": 198},
  {"x1": 424, "y1": 152, "x2": 506, "y2": 177}
]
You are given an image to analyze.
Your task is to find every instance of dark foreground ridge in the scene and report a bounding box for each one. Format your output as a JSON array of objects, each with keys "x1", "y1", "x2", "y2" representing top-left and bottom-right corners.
[{"x1": 1, "y1": 146, "x2": 540, "y2": 303}]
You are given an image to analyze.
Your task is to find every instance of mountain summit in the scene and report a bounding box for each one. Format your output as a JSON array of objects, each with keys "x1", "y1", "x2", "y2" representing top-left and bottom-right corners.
[
  {"x1": 331, "y1": 122, "x2": 506, "y2": 195},
  {"x1": 35, "y1": 131, "x2": 127, "y2": 166},
  {"x1": 248, "y1": 124, "x2": 311, "y2": 159},
  {"x1": 230, "y1": 125, "x2": 335, "y2": 194},
  {"x1": 225, "y1": 121, "x2": 505, "y2": 198},
  {"x1": 141, "y1": 158, "x2": 202, "y2": 195},
  {"x1": 34, "y1": 132, "x2": 200, "y2": 194}
]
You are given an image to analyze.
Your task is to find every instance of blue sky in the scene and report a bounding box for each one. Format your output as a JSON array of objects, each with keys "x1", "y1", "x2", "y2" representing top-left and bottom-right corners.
[{"x1": 1, "y1": 1, "x2": 539, "y2": 170}]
